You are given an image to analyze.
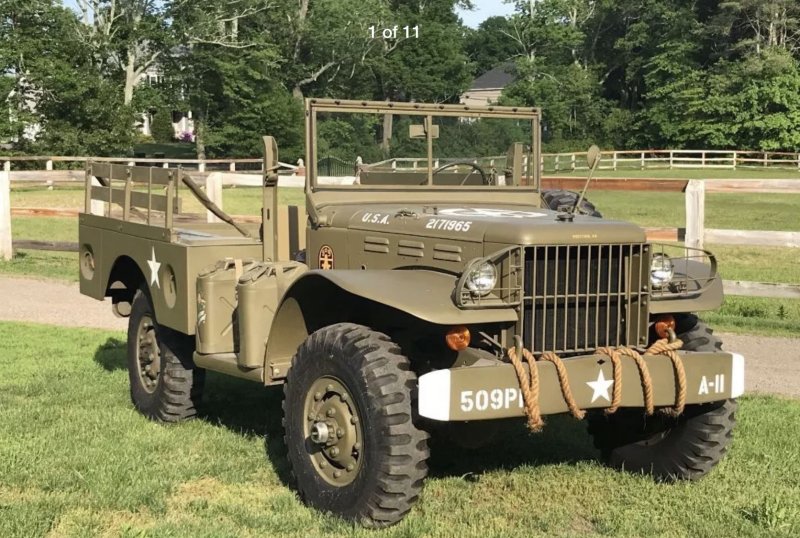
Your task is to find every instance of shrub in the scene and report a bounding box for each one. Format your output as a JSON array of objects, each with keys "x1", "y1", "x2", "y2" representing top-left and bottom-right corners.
[{"x1": 151, "y1": 109, "x2": 175, "y2": 143}]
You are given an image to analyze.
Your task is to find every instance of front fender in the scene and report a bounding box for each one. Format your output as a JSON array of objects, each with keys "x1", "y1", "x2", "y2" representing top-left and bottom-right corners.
[
  {"x1": 288, "y1": 269, "x2": 518, "y2": 326},
  {"x1": 262, "y1": 270, "x2": 518, "y2": 383},
  {"x1": 650, "y1": 258, "x2": 724, "y2": 314}
]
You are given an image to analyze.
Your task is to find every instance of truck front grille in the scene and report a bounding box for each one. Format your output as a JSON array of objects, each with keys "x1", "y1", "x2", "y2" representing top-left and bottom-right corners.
[{"x1": 522, "y1": 244, "x2": 649, "y2": 354}]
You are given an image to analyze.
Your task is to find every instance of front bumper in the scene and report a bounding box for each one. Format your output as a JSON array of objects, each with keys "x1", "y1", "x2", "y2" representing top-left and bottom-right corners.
[{"x1": 418, "y1": 351, "x2": 744, "y2": 421}]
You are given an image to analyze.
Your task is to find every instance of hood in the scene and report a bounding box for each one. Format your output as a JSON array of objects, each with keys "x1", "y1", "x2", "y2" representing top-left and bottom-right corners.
[{"x1": 336, "y1": 204, "x2": 646, "y2": 246}]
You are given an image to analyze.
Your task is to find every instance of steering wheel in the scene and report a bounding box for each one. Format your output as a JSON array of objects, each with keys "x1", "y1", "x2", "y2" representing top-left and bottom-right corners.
[{"x1": 426, "y1": 161, "x2": 492, "y2": 186}]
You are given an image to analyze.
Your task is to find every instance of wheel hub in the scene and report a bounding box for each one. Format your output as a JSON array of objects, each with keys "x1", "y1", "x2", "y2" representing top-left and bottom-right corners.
[
  {"x1": 136, "y1": 315, "x2": 161, "y2": 394},
  {"x1": 303, "y1": 376, "x2": 363, "y2": 486}
]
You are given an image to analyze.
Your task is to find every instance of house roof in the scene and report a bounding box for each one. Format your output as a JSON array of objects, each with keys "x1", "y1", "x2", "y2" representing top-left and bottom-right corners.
[{"x1": 469, "y1": 64, "x2": 515, "y2": 90}]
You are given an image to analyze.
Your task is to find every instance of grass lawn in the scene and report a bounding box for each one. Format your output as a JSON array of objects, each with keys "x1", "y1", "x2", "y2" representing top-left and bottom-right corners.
[
  {"x1": 2, "y1": 186, "x2": 799, "y2": 336},
  {"x1": 546, "y1": 167, "x2": 800, "y2": 180},
  {"x1": 1, "y1": 321, "x2": 799, "y2": 537}
]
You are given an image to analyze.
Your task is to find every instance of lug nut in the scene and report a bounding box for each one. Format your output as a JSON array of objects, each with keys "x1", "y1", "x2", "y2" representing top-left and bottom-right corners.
[
  {"x1": 314, "y1": 392, "x2": 322, "y2": 401},
  {"x1": 327, "y1": 408, "x2": 336, "y2": 417},
  {"x1": 337, "y1": 428, "x2": 344, "y2": 437},
  {"x1": 346, "y1": 463, "x2": 354, "y2": 472},
  {"x1": 340, "y1": 393, "x2": 349, "y2": 402},
  {"x1": 326, "y1": 384, "x2": 334, "y2": 392},
  {"x1": 319, "y1": 460, "x2": 327, "y2": 468},
  {"x1": 353, "y1": 442, "x2": 361, "y2": 451},
  {"x1": 334, "y1": 471, "x2": 342, "y2": 478},
  {"x1": 350, "y1": 416, "x2": 358, "y2": 424},
  {"x1": 330, "y1": 447, "x2": 340, "y2": 457}
]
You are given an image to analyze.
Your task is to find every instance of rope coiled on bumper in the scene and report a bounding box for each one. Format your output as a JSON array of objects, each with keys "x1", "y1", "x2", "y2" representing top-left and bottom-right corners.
[{"x1": 507, "y1": 339, "x2": 686, "y2": 432}]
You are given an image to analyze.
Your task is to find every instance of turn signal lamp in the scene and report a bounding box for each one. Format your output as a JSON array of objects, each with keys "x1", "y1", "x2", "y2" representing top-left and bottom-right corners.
[
  {"x1": 654, "y1": 314, "x2": 676, "y2": 339},
  {"x1": 445, "y1": 326, "x2": 471, "y2": 351}
]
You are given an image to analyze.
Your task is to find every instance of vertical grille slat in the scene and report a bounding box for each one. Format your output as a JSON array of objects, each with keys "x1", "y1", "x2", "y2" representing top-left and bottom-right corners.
[{"x1": 523, "y1": 244, "x2": 648, "y2": 355}]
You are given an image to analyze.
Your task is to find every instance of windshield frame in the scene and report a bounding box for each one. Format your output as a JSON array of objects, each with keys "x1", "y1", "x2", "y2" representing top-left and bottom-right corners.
[{"x1": 305, "y1": 99, "x2": 542, "y2": 193}]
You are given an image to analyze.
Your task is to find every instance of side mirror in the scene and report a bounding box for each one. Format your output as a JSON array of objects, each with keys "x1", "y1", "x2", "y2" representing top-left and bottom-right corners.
[{"x1": 587, "y1": 144, "x2": 602, "y2": 170}]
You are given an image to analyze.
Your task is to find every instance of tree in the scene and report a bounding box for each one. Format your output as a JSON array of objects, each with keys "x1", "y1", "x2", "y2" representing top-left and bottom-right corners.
[
  {"x1": 167, "y1": 0, "x2": 302, "y2": 159},
  {"x1": 150, "y1": 108, "x2": 174, "y2": 143},
  {"x1": 501, "y1": 0, "x2": 610, "y2": 148},
  {"x1": 465, "y1": 16, "x2": 520, "y2": 75},
  {"x1": 74, "y1": 0, "x2": 172, "y2": 106},
  {"x1": 1, "y1": 0, "x2": 134, "y2": 155}
]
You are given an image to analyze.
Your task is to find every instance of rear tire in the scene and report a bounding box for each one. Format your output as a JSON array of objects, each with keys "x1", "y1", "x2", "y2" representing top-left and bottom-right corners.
[
  {"x1": 542, "y1": 189, "x2": 602, "y2": 217},
  {"x1": 587, "y1": 315, "x2": 736, "y2": 480},
  {"x1": 282, "y1": 323, "x2": 429, "y2": 527},
  {"x1": 127, "y1": 287, "x2": 204, "y2": 422}
]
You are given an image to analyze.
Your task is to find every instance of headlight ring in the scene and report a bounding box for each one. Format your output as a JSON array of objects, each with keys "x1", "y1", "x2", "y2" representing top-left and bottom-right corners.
[
  {"x1": 650, "y1": 253, "x2": 674, "y2": 288},
  {"x1": 465, "y1": 261, "x2": 497, "y2": 297}
]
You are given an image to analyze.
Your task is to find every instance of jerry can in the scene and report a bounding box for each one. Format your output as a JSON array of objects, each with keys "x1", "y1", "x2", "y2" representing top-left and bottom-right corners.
[
  {"x1": 196, "y1": 258, "x2": 256, "y2": 354},
  {"x1": 237, "y1": 262, "x2": 308, "y2": 369}
]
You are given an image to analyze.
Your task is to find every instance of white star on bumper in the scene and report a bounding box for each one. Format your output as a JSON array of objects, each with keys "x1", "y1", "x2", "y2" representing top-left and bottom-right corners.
[
  {"x1": 587, "y1": 370, "x2": 614, "y2": 403},
  {"x1": 147, "y1": 247, "x2": 161, "y2": 288}
]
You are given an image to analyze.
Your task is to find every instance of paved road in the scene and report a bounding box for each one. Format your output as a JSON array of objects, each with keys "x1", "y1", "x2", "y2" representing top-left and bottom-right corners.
[{"x1": 0, "y1": 275, "x2": 797, "y2": 398}]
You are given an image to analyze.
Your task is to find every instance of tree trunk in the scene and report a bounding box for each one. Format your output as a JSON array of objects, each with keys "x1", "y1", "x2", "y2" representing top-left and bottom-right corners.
[
  {"x1": 381, "y1": 113, "x2": 393, "y2": 157},
  {"x1": 195, "y1": 111, "x2": 207, "y2": 160},
  {"x1": 124, "y1": 49, "x2": 137, "y2": 105}
]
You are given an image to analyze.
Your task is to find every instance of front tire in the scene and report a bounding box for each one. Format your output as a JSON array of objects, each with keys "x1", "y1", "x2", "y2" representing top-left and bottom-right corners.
[
  {"x1": 587, "y1": 315, "x2": 736, "y2": 481},
  {"x1": 127, "y1": 287, "x2": 204, "y2": 421},
  {"x1": 282, "y1": 323, "x2": 429, "y2": 527}
]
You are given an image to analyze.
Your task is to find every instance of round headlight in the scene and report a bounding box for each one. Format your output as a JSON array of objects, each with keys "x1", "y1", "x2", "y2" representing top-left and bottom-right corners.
[
  {"x1": 466, "y1": 262, "x2": 497, "y2": 296},
  {"x1": 650, "y1": 254, "x2": 674, "y2": 288}
]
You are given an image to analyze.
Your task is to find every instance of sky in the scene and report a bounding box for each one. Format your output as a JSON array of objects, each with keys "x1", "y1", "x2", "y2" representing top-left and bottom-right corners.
[{"x1": 457, "y1": 0, "x2": 516, "y2": 29}]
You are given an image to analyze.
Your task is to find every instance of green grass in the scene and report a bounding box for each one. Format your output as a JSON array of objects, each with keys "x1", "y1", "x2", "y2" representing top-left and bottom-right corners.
[
  {"x1": 548, "y1": 167, "x2": 800, "y2": 179},
  {"x1": 1, "y1": 321, "x2": 799, "y2": 537},
  {"x1": 9, "y1": 186, "x2": 305, "y2": 215}
]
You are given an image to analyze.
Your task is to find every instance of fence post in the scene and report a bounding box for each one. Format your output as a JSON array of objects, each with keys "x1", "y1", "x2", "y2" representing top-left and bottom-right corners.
[
  {"x1": 229, "y1": 162, "x2": 236, "y2": 172},
  {"x1": 701, "y1": 151, "x2": 706, "y2": 167},
  {"x1": 669, "y1": 151, "x2": 674, "y2": 169},
  {"x1": 0, "y1": 161, "x2": 12, "y2": 261},
  {"x1": 733, "y1": 151, "x2": 738, "y2": 169},
  {"x1": 685, "y1": 179, "x2": 705, "y2": 252},
  {"x1": 612, "y1": 151, "x2": 618, "y2": 171},
  {"x1": 46, "y1": 160, "x2": 53, "y2": 171},
  {"x1": 555, "y1": 154, "x2": 560, "y2": 172},
  {"x1": 640, "y1": 152, "x2": 645, "y2": 170},
  {"x1": 205, "y1": 172, "x2": 223, "y2": 223},
  {"x1": 570, "y1": 153, "x2": 576, "y2": 171}
]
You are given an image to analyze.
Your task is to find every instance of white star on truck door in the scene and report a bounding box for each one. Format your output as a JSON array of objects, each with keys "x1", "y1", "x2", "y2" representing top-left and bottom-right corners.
[
  {"x1": 147, "y1": 247, "x2": 161, "y2": 288},
  {"x1": 587, "y1": 370, "x2": 614, "y2": 403}
]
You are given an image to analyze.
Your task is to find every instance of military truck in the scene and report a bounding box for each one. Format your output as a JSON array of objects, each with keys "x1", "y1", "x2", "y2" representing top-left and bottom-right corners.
[{"x1": 79, "y1": 99, "x2": 744, "y2": 527}]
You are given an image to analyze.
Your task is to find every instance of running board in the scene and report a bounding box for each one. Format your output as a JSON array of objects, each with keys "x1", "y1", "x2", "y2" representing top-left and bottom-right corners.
[{"x1": 193, "y1": 352, "x2": 264, "y2": 383}]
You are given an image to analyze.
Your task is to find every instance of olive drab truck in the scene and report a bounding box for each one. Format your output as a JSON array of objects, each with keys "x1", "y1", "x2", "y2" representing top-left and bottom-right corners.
[{"x1": 79, "y1": 99, "x2": 745, "y2": 528}]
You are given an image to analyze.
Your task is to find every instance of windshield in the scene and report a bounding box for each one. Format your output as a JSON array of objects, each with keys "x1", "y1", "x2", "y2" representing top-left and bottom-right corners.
[{"x1": 308, "y1": 100, "x2": 541, "y2": 190}]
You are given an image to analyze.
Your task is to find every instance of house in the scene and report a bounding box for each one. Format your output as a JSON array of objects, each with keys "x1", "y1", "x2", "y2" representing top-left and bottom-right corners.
[
  {"x1": 459, "y1": 64, "x2": 515, "y2": 107},
  {"x1": 136, "y1": 63, "x2": 195, "y2": 141}
]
